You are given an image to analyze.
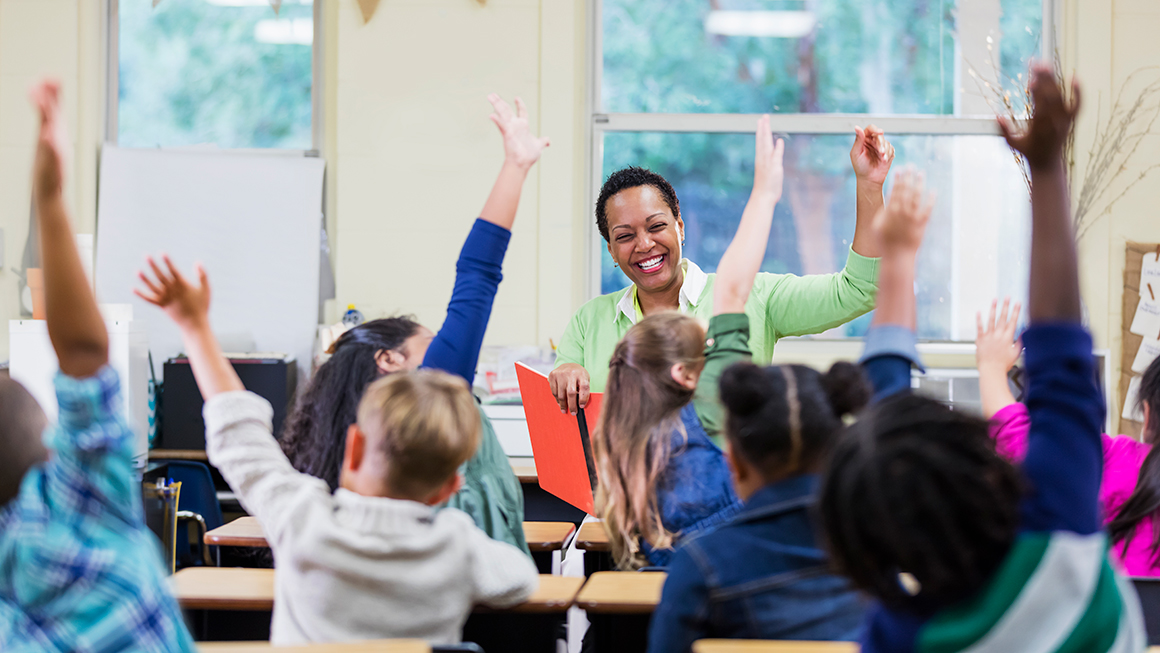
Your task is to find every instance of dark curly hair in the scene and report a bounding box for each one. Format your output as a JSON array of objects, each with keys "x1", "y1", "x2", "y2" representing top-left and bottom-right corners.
[
  {"x1": 279, "y1": 317, "x2": 422, "y2": 490},
  {"x1": 720, "y1": 361, "x2": 869, "y2": 481},
  {"x1": 595, "y1": 167, "x2": 680, "y2": 242},
  {"x1": 819, "y1": 393, "x2": 1022, "y2": 609}
]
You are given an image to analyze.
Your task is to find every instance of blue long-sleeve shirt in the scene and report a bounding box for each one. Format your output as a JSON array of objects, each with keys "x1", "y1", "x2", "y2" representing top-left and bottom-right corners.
[
  {"x1": 855, "y1": 323, "x2": 1144, "y2": 652},
  {"x1": 421, "y1": 218, "x2": 511, "y2": 383},
  {"x1": 415, "y1": 218, "x2": 529, "y2": 554}
]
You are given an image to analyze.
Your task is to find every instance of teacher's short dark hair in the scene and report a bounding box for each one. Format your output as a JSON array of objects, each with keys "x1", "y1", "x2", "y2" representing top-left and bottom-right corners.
[{"x1": 595, "y1": 167, "x2": 680, "y2": 243}]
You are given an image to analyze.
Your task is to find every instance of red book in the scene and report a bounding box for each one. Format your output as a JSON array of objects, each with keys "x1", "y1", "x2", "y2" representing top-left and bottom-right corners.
[{"x1": 515, "y1": 363, "x2": 603, "y2": 515}]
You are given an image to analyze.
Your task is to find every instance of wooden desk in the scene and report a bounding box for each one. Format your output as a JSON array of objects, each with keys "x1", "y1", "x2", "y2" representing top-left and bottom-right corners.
[
  {"x1": 205, "y1": 517, "x2": 575, "y2": 555},
  {"x1": 474, "y1": 575, "x2": 584, "y2": 614},
  {"x1": 174, "y1": 567, "x2": 575, "y2": 614},
  {"x1": 575, "y1": 571, "x2": 666, "y2": 615},
  {"x1": 206, "y1": 517, "x2": 266, "y2": 547},
  {"x1": 524, "y1": 521, "x2": 575, "y2": 553},
  {"x1": 173, "y1": 567, "x2": 275, "y2": 611},
  {"x1": 511, "y1": 463, "x2": 537, "y2": 484},
  {"x1": 575, "y1": 521, "x2": 610, "y2": 552},
  {"x1": 692, "y1": 642, "x2": 858, "y2": 653},
  {"x1": 150, "y1": 449, "x2": 209, "y2": 462},
  {"x1": 199, "y1": 641, "x2": 430, "y2": 653}
]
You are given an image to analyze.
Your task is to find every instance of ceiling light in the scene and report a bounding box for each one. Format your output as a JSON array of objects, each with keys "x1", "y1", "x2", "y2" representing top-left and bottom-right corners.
[
  {"x1": 704, "y1": 10, "x2": 817, "y2": 38},
  {"x1": 254, "y1": 18, "x2": 313, "y2": 44}
]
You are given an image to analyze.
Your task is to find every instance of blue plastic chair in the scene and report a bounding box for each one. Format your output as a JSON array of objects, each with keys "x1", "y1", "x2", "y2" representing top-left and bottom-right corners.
[{"x1": 161, "y1": 461, "x2": 223, "y2": 568}]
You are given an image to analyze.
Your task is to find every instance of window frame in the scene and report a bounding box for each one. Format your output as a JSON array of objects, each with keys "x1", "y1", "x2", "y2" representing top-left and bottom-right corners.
[
  {"x1": 585, "y1": 0, "x2": 1059, "y2": 334},
  {"x1": 105, "y1": 0, "x2": 323, "y2": 155}
]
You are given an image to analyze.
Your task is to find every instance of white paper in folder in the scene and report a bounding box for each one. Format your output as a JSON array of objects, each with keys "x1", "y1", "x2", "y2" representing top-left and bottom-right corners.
[{"x1": 95, "y1": 147, "x2": 324, "y2": 381}]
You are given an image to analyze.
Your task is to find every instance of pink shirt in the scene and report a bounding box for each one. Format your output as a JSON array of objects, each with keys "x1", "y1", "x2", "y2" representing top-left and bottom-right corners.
[{"x1": 991, "y1": 403, "x2": 1158, "y2": 576}]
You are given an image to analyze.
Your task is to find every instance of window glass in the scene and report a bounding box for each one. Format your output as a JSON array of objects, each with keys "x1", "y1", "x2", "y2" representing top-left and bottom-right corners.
[
  {"x1": 602, "y1": 0, "x2": 1041, "y2": 115},
  {"x1": 118, "y1": 0, "x2": 313, "y2": 149},
  {"x1": 598, "y1": 132, "x2": 1030, "y2": 340}
]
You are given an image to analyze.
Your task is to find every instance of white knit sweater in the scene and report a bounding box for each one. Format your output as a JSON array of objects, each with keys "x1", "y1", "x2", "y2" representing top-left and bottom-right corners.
[{"x1": 203, "y1": 391, "x2": 539, "y2": 645}]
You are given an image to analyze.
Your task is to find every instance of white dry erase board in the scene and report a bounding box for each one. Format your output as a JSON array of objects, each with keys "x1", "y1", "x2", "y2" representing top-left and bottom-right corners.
[{"x1": 95, "y1": 147, "x2": 325, "y2": 382}]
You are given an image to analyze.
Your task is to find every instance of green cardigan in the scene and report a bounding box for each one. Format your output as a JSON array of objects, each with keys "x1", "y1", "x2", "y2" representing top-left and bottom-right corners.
[
  {"x1": 440, "y1": 405, "x2": 530, "y2": 556},
  {"x1": 555, "y1": 248, "x2": 880, "y2": 392}
]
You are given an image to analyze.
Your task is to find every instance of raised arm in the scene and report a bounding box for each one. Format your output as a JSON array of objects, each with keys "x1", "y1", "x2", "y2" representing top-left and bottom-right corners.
[
  {"x1": 30, "y1": 80, "x2": 108, "y2": 378},
  {"x1": 134, "y1": 256, "x2": 243, "y2": 400},
  {"x1": 860, "y1": 169, "x2": 934, "y2": 402},
  {"x1": 850, "y1": 125, "x2": 894, "y2": 259},
  {"x1": 999, "y1": 67, "x2": 1082, "y2": 324},
  {"x1": 713, "y1": 115, "x2": 784, "y2": 315},
  {"x1": 999, "y1": 66, "x2": 1101, "y2": 535},
  {"x1": 135, "y1": 259, "x2": 317, "y2": 540},
  {"x1": 421, "y1": 94, "x2": 549, "y2": 383},
  {"x1": 976, "y1": 298, "x2": 1022, "y2": 418},
  {"x1": 479, "y1": 94, "x2": 550, "y2": 230}
]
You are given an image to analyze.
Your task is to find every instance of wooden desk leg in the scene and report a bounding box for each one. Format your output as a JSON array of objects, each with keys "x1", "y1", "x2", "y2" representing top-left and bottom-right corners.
[
  {"x1": 532, "y1": 550, "x2": 554, "y2": 574},
  {"x1": 582, "y1": 550, "x2": 613, "y2": 577},
  {"x1": 463, "y1": 612, "x2": 564, "y2": 653},
  {"x1": 183, "y1": 609, "x2": 272, "y2": 642},
  {"x1": 585, "y1": 613, "x2": 651, "y2": 653}
]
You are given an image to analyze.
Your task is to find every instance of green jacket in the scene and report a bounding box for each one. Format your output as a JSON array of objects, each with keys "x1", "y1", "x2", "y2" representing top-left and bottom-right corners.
[{"x1": 441, "y1": 405, "x2": 530, "y2": 556}]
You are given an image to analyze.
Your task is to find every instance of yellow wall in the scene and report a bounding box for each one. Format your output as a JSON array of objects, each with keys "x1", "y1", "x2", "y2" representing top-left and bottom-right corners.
[
  {"x1": 1064, "y1": 0, "x2": 1160, "y2": 414},
  {"x1": 329, "y1": 0, "x2": 588, "y2": 348},
  {"x1": 0, "y1": 0, "x2": 1157, "y2": 404},
  {"x1": 0, "y1": 0, "x2": 101, "y2": 358}
]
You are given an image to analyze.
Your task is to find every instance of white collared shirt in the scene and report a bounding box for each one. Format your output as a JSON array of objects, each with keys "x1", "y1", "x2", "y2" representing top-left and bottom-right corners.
[{"x1": 614, "y1": 259, "x2": 709, "y2": 325}]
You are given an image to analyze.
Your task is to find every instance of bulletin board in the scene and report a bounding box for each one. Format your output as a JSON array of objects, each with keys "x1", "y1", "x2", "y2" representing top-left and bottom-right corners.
[{"x1": 1119, "y1": 241, "x2": 1160, "y2": 436}]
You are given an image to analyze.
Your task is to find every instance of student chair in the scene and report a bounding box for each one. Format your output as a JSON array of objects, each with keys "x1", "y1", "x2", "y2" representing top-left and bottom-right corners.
[
  {"x1": 163, "y1": 461, "x2": 224, "y2": 568},
  {"x1": 1132, "y1": 577, "x2": 1160, "y2": 645}
]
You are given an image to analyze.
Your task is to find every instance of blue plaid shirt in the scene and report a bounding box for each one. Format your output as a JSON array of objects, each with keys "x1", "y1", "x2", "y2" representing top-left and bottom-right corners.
[{"x1": 0, "y1": 366, "x2": 194, "y2": 652}]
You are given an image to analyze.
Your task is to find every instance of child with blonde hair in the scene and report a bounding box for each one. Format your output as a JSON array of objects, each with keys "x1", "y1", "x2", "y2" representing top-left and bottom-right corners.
[{"x1": 136, "y1": 254, "x2": 538, "y2": 644}]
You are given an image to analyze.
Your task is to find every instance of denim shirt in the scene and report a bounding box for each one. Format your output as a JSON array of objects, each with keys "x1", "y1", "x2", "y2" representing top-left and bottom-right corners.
[
  {"x1": 648, "y1": 475, "x2": 866, "y2": 652},
  {"x1": 641, "y1": 402, "x2": 744, "y2": 567}
]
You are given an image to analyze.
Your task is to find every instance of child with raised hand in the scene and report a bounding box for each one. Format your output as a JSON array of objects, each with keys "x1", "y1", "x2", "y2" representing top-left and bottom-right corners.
[
  {"x1": 978, "y1": 299, "x2": 1160, "y2": 577},
  {"x1": 820, "y1": 67, "x2": 1146, "y2": 651},
  {"x1": 279, "y1": 93, "x2": 549, "y2": 554},
  {"x1": 647, "y1": 129, "x2": 876, "y2": 650},
  {"x1": 135, "y1": 258, "x2": 538, "y2": 645},
  {"x1": 0, "y1": 80, "x2": 194, "y2": 652},
  {"x1": 592, "y1": 116, "x2": 784, "y2": 569}
]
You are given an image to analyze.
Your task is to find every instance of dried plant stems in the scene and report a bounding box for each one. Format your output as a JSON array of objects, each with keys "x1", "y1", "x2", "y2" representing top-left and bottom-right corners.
[{"x1": 975, "y1": 51, "x2": 1160, "y2": 240}]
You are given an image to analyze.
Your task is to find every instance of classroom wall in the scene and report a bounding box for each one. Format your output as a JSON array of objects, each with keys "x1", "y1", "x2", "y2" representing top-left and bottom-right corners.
[
  {"x1": 330, "y1": 0, "x2": 589, "y2": 350},
  {"x1": 1064, "y1": 0, "x2": 1160, "y2": 415},
  {"x1": 0, "y1": 0, "x2": 103, "y2": 359}
]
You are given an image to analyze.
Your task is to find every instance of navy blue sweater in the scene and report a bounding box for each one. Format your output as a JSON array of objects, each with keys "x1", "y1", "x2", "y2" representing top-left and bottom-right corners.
[
  {"x1": 857, "y1": 323, "x2": 1108, "y2": 652},
  {"x1": 420, "y1": 218, "x2": 510, "y2": 382}
]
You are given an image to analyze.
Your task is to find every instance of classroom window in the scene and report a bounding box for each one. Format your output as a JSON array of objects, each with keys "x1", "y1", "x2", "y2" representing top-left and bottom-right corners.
[
  {"x1": 592, "y1": 0, "x2": 1046, "y2": 341},
  {"x1": 112, "y1": 0, "x2": 316, "y2": 150}
]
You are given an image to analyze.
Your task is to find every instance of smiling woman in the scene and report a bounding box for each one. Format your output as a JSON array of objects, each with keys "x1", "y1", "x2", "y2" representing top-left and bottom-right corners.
[{"x1": 548, "y1": 126, "x2": 892, "y2": 413}]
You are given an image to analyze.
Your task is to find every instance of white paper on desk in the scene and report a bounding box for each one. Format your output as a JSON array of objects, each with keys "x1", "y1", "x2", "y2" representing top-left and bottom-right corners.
[
  {"x1": 1123, "y1": 375, "x2": 1146, "y2": 422},
  {"x1": 1134, "y1": 335, "x2": 1160, "y2": 374}
]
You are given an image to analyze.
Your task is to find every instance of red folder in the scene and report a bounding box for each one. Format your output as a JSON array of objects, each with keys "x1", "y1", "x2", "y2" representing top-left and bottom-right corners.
[{"x1": 515, "y1": 362, "x2": 603, "y2": 515}]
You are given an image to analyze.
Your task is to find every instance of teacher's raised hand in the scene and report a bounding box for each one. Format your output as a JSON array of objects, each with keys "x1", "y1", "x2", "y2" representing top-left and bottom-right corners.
[
  {"x1": 548, "y1": 363, "x2": 589, "y2": 415},
  {"x1": 850, "y1": 124, "x2": 895, "y2": 186}
]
